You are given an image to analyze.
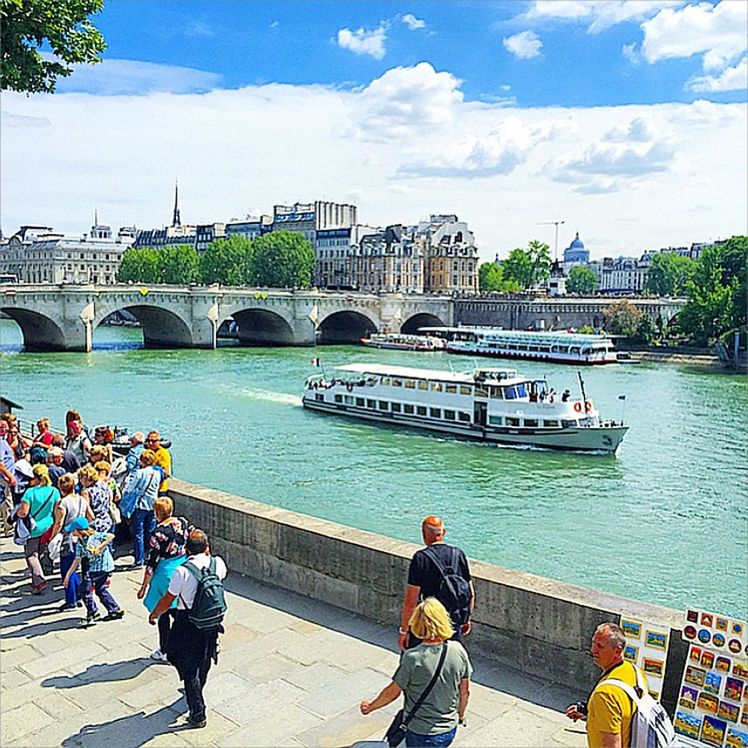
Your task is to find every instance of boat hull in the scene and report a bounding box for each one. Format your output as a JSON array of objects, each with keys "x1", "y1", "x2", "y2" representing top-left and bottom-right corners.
[
  {"x1": 446, "y1": 346, "x2": 617, "y2": 366},
  {"x1": 302, "y1": 397, "x2": 627, "y2": 454}
]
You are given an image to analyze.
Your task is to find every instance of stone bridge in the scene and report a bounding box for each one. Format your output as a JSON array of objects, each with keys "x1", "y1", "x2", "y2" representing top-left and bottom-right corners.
[{"x1": 0, "y1": 285, "x2": 453, "y2": 351}]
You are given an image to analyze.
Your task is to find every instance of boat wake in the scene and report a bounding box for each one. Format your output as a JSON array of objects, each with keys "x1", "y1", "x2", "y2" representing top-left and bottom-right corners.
[{"x1": 233, "y1": 388, "x2": 301, "y2": 407}]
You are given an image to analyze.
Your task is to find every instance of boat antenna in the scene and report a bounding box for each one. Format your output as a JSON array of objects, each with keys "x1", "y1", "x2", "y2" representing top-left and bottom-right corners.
[{"x1": 577, "y1": 370, "x2": 588, "y2": 405}]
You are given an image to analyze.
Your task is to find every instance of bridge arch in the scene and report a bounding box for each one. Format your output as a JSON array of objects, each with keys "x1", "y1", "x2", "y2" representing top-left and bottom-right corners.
[
  {"x1": 317, "y1": 310, "x2": 377, "y2": 344},
  {"x1": 0, "y1": 306, "x2": 66, "y2": 351},
  {"x1": 93, "y1": 304, "x2": 193, "y2": 348},
  {"x1": 219, "y1": 307, "x2": 295, "y2": 346},
  {"x1": 401, "y1": 312, "x2": 446, "y2": 334}
]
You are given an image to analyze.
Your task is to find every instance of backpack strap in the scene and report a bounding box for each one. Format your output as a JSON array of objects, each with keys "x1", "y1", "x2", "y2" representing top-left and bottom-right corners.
[
  {"x1": 31, "y1": 488, "x2": 56, "y2": 522},
  {"x1": 602, "y1": 665, "x2": 646, "y2": 705},
  {"x1": 423, "y1": 544, "x2": 451, "y2": 577}
]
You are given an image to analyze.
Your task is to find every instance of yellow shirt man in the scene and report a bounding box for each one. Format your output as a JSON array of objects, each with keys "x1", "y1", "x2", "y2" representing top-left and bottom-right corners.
[
  {"x1": 146, "y1": 432, "x2": 171, "y2": 494},
  {"x1": 587, "y1": 660, "x2": 646, "y2": 748}
]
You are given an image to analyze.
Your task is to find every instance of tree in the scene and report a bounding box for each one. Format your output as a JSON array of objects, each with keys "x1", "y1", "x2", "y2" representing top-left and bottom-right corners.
[
  {"x1": 632, "y1": 313, "x2": 656, "y2": 345},
  {"x1": 116, "y1": 248, "x2": 161, "y2": 284},
  {"x1": 478, "y1": 262, "x2": 520, "y2": 292},
  {"x1": 566, "y1": 266, "x2": 598, "y2": 295},
  {"x1": 2, "y1": 0, "x2": 107, "y2": 94},
  {"x1": 160, "y1": 244, "x2": 201, "y2": 285},
  {"x1": 201, "y1": 235, "x2": 254, "y2": 286},
  {"x1": 500, "y1": 240, "x2": 551, "y2": 289},
  {"x1": 603, "y1": 300, "x2": 642, "y2": 338},
  {"x1": 644, "y1": 253, "x2": 696, "y2": 296},
  {"x1": 251, "y1": 231, "x2": 315, "y2": 288},
  {"x1": 527, "y1": 239, "x2": 551, "y2": 286}
]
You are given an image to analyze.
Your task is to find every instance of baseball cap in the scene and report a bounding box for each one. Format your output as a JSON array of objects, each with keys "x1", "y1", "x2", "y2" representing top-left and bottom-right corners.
[{"x1": 64, "y1": 516, "x2": 90, "y2": 533}]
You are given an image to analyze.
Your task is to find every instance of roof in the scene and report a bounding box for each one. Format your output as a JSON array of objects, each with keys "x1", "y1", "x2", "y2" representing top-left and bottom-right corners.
[
  {"x1": 0, "y1": 396, "x2": 23, "y2": 409},
  {"x1": 420, "y1": 326, "x2": 614, "y2": 344},
  {"x1": 333, "y1": 363, "x2": 523, "y2": 384}
]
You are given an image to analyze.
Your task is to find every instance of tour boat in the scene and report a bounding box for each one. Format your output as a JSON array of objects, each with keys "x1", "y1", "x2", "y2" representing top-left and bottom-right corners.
[
  {"x1": 302, "y1": 363, "x2": 628, "y2": 454},
  {"x1": 420, "y1": 327, "x2": 619, "y2": 365},
  {"x1": 360, "y1": 333, "x2": 445, "y2": 351}
]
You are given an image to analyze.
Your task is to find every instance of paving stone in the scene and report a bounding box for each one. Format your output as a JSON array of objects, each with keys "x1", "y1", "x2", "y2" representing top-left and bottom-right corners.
[
  {"x1": 0, "y1": 666, "x2": 30, "y2": 689},
  {"x1": 241, "y1": 652, "x2": 300, "y2": 684},
  {"x1": 214, "y1": 677, "x2": 306, "y2": 725},
  {"x1": 297, "y1": 668, "x2": 392, "y2": 719},
  {"x1": 218, "y1": 704, "x2": 324, "y2": 747},
  {"x1": 20, "y1": 639, "x2": 108, "y2": 679},
  {"x1": 0, "y1": 644, "x2": 39, "y2": 668},
  {"x1": 203, "y1": 670, "x2": 257, "y2": 707},
  {"x1": 283, "y1": 662, "x2": 349, "y2": 693},
  {"x1": 178, "y1": 711, "x2": 241, "y2": 747},
  {"x1": 462, "y1": 704, "x2": 578, "y2": 748},
  {"x1": 295, "y1": 704, "x2": 392, "y2": 748},
  {"x1": 0, "y1": 702, "x2": 55, "y2": 744},
  {"x1": 550, "y1": 723, "x2": 589, "y2": 747}
]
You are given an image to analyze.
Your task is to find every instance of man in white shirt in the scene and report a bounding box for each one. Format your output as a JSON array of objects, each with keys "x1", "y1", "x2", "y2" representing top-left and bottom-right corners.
[{"x1": 149, "y1": 529, "x2": 227, "y2": 728}]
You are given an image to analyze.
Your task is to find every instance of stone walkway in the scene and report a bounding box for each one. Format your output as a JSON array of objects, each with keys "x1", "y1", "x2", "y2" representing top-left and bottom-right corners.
[{"x1": 0, "y1": 536, "x2": 587, "y2": 747}]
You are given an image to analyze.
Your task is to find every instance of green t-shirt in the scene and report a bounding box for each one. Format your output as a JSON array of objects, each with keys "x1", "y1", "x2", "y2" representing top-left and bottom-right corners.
[
  {"x1": 393, "y1": 641, "x2": 473, "y2": 736},
  {"x1": 24, "y1": 485, "x2": 59, "y2": 538}
]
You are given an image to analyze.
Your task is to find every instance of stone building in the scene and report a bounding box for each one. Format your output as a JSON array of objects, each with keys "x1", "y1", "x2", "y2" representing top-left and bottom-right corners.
[
  {"x1": 273, "y1": 201, "x2": 358, "y2": 244},
  {"x1": 0, "y1": 223, "x2": 135, "y2": 284},
  {"x1": 351, "y1": 225, "x2": 425, "y2": 293},
  {"x1": 420, "y1": 215, "x2": 478, "y2": 294}
]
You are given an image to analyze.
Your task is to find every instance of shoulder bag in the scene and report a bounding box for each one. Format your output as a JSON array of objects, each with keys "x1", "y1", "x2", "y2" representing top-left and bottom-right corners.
[{"x1": 385, "y1": 642, "x2": 449, "y2": 747}]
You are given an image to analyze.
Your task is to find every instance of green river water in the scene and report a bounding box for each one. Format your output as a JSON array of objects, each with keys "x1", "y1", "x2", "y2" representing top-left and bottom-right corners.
[{"x1": 2, "y1": 320, "x2": 746, "y2": 619}]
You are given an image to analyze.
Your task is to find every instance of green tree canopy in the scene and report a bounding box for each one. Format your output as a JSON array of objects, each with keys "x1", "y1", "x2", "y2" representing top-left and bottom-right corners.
[
  {"x1": 603, "y1": 300, "x2": 642, "y2": 338},
  {"x1": 160, "y1": 244, "x2": 201, "y2": 285},
  {"x1": 500, "y1": 240, "x2": 551, "y2": 289},
  {"x1": 566, "y1": 266, "x2": 599, "y2": 295},
  {"x1": 1, "y1": 0, "x2": 107, "y2": 94},
  {"x1": 478, "y1": 262, "x2": 520, "y2": 292},
  {"x1": 644, "y1": 253, "x2": 696, "y2": 296},
  {"x1": 251, "y1": 231, "x2": 315, "y2": 288},
  {"x1": 201, "y1": 235, "x2": 254, "y2": 286},
  {"x1": 116, "y1": 248, "x2": 161, "y2": 284}
]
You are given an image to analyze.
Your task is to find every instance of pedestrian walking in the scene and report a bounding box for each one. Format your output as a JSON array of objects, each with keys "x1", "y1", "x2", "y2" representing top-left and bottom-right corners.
[{"x1": 121, "y1": 449, "x2": 160, "y2": 567}]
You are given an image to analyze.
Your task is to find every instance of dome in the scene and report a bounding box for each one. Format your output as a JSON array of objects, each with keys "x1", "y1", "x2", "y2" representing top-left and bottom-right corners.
[{"x1": 568, "y1": 232, "x2": 584, "y2": 250}]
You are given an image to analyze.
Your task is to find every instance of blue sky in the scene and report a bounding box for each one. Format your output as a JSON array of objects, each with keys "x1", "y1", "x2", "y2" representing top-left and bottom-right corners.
[{"x1": 2, "y1": 0, "x2": 746, "y2": 259}]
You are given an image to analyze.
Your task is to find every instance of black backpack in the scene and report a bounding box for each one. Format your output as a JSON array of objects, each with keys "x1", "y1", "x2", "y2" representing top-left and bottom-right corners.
[
  {"x1": 424, "y1": 545, "x2": 471, "y2": 626},
  {"x1": 183, "y1": 557, "x2": 227, "y2": 630}
]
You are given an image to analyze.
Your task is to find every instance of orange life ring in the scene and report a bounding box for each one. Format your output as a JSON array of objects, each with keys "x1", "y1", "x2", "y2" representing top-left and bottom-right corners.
[
  {"x1": 573, "y1": 402, "x2": 582, "y2": 413},
  {"x1": 585, "y1": 400, "x2": 593, "y2": 413}
]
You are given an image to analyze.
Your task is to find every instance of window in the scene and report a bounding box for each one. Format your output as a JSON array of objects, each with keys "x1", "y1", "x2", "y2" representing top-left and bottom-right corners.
[
  {"x1": 392, "y1": 379, "x2": 402, "y2": 387},
  {"x1": 392, "y1": 402, "x2": 401, "y2": 413},
  {"x1": 524, "y1": 419, "x2": 538, "y2": 427},
  {"x1": 562, "y1": 419, "x2": 576, "y2": 429},
  {"x1": 474, "y1": 387, "x2": 487, "y2": 398},
  {"x1": 430, "y1": 408, "x2": 441, "y2": 418},
  {"x1": 444, "y1": 410, "x2": 456, "y2": 421},
  {"x1": 543, "y1": 420, "x2": 559, "y2": 428},
  {"x1": 381, "y1": 377, "x2": 391, "y2": 386},
  {"x1": 431, "y1": 382, "x2": 443, "y2": 392},
  {"x1": 418, "y1": 380, "x2": 428, "y2": 390},
  {"x1": 489, "y1": 415, "x2": 503, "y2": 426},
  {"x1": 378, "y1": 401, "x2": 389, "y2": 411},
  {"x1": 460, "y1": 385, "x2": 473, "y2": 396},
  {"x1": 315, "y1": 394, "x2": 324, "y2": 402},
  {"x1": 504, "y1": 383, "x2": 528, "y2": 399},
  {"x1": 334, "y1": 394, "x2": 343, "y2": 403},
  {"x1": 506, "y1": 417, "x2": 520, "y2": 427},
  {"x1": 416, "y1": 406, "x2": 427, "y2": 416},
  {"x1": 344, "y1": 395, "x2": 354, "y2": 405},
  {"x1": 404, "y1": 380, "x2": 416, "y2": 389},
  {"x1": 367, "y1": 399, "x2": 376, "y2": 409},
  {"x1": 356, "y1": 397, "x2": 365, "y2": 407},
  {"x1": 404, "y1": 404, "x2": 414, "y2": 415},
  {"x1": 458, "y1": 412, "x2": 470, "y2": 423},
  {"x1": 445, "y1": 384, "x2": 457, "y2": 394},
  {"x1": 489, "y1": 387, "x2": 503, "y2": 399}
]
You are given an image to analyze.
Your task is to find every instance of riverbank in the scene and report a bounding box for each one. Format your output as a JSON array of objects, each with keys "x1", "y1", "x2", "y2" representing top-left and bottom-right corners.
[{"x1": 630, "y1": 349, "x2": 724, "y2": 368}]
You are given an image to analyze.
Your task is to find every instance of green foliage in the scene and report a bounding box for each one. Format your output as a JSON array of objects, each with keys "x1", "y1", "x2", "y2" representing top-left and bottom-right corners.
[
  {"x1": 501, "y1": 240, "x2": 551, "y2": 289},
  {"x1": 478, "y1": 262, "x2": 520, "y2": 292},
  {"x1": 644, "y1": 253, "x2": 696, "y2": 296},
  {"x1": 252, "y1": 231, "x2": 315, "y2": 288},
  {"x1": 632, "y1": 314, "x2": 656, "y2": 345},
  {"x1": 603, "y1": 300, "x2": 642, "y2": 338},
  {"x1": 566, "y1": 266, "x2": 599, "y2": 295},
  {"x1": 160, "y1": 244, "x2": 200, "y2": 285},
  {"x1": 200, "y1": 235, "x2": 254, "y2": 286},
  {"x1": 1, "y1": 0, "x2": 107, "y2": 94},
  {"x1": 116, "y1": 248, "x2": 161, "y2": 284}
]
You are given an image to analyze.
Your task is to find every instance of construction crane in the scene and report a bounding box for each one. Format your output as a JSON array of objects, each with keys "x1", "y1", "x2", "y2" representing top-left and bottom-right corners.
[{"x1": 536, "y1": 219, "x2": 565, "y2": 261}]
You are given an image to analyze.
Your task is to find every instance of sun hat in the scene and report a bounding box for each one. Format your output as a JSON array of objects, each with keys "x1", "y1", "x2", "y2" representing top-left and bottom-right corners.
[{"x1": 64, "y1": 516, "x2": 90, "y2": 534}]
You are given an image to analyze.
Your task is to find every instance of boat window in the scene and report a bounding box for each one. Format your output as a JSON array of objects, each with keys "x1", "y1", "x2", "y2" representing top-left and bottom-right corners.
[
  {"x1": 315, "y1": 394, "x2": 324, "y2": 402},
  {"x1": 489, "y1": 415, "x2": 503, "y2": 426},
  {"x1": 356, "y1": 397, "x2": 365, "y2": 407},
  {"x1": 444, "y1": 410, "x2": 456, "y2": 421},
  {"x1": 445, "y1": 384, "x2": 457, "y2": 394},
  {"x1": 429, "y1": 407, "x2": 441, "y2": 418},
  {"x1": 391, "y1": 402, "x2": 401, "y2": 413},
  {"x1": 543, "y1": 419, "x2": 559, "y2": 428},
  {"x1": 334, "y1": 394, "x2": 343, "y2": 403},
  {"x1": 506, "y1": 416, "x2": 520, "y2": 427},
  {"x1": 367, "y1": 399, "x2": 376, "y2": 408},
  {"x1": 561, "y1": 419, "x2": 576, "y2": 429},
  {"x1": 404, "y1": 404, "x2": 415, "y2": 414},
  {"x1": 392, "y1": 378, "x2": 402, "y2": 387},
  {"x1": 474, "y1": 387, "x2": 487, "y2": 398},
  {"x1": 381, "y1": 377, "x2": 390, "y2": 386},
  {"x1": 345, "y1": 395, "x2": 354, "y2": 405},
  {"x1": 504, "y1": 383, "x2": 528, "y2": 400},
  {"x1": 460, "y1": 385, "x2": 473, "y2": 396},
  {"x1": 458, "y1": 412, "x2": 470, "y2": 423},
  {"x1": 378, "y1": 401, "x2": 389, "y2": 411},
  {"x1": 524, "y1": 418, "x2": 538, "y2": 428},
  {"x1": 418, "y1": 380, "x2": 428, "y2": 390},
  {"x1": 416, "y1": 406, "x2": 427, "y2": 416},
  {"x1": 431, "y1": 382, "x2": 443, "y2": 392},
  {"x1": 490, "y1": 387, "x2": 503, "y2": 399},
  {"x1": 404, "y1": 380, "x2": 416, "y2": 389}
]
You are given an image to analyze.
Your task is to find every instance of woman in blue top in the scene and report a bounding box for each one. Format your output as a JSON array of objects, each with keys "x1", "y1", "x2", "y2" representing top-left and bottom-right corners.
[
  {"x1": 17, "y1": 464, "x2": 59, "y2": 594},
  {"x1": 121, "y1": 449, "x2": 161, "y2": 567}
]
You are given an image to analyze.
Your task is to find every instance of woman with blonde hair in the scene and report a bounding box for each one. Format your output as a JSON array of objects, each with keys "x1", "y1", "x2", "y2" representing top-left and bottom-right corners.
[
  {"x1": 137, "y1": 496, "x2": 193, "y2": 661},
  {"x1": 360, "y1": 598, "x2": 472, "y2": 747},
  {"x1": 79, "y1": 463, "x2": 112, "y2": 535},
  {"x1": 16, "y1": 464, "x2": 59, "y2": 594}
]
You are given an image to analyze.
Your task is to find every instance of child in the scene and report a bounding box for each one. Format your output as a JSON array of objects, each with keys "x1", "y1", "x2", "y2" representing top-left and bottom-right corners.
[{"x1": 62, "y1": 516, "x2": 124, "y2": 626}]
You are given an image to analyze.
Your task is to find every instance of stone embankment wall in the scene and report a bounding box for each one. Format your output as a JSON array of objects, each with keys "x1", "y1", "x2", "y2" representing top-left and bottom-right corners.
[{"x1": 170, "y1": 479, "x2": 687, "y2": 709}]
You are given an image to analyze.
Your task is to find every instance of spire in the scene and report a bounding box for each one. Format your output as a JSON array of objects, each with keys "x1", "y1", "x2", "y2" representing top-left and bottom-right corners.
[
  {"x1": 94, "y1": 206, "x2": 98, "y2": 226},
  {"x1": 172, "y1": 181, "x2": 181, "y2": 227}
]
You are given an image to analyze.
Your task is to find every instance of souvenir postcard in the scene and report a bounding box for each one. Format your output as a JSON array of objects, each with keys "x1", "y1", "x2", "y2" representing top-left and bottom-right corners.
[
  {"x1": 702, "y1": 651, "x2": 716, "y2": 669},
  {"x1": 690, "y1": 647, "x2": 703, "y2": 663},
  {"x1": 623, "y1": 645, "x2": 638, "y2": 662},
  {"x1": 702, "y1": 613, "x2": 715, "y2": 628},
  {"x1": 645, "y1": 630, "x2": 668, "y2": 650},
  {"x1": 675, "y1": 711, "x2": 702, "y2": 741},
  {"x1": 680, "y1": 686, "x2": 698, "y2": 710},
  {"x1": 720, "y1": 702, "x2": 741, "y2": 724},
  {"x1": 717, "y1": 657, "x2": 732, "y2": 672},
  {"x1": 726, "y1": 678, "x2": 745, "y2": 701},
  {"x1": 621, "y1": 618, "x2": 642, "y2": 639},
  {"x1": 741, "y1": 708, "x2": 748, "y2": 727},
  {"x1": 702, "y1": 716, "x2": 728, "y2": 748},
  {"x1": 705, "y1": 671, "x2": 724, "y2": 695},
  {"x1": 735, "y1": 663, "x2": 748, "y2": 679},
  {"x1": 643, "y1": 658, "x2": 664, "y2": 677},
  {"x1": 687, "y1": 610, "x2": 699, "y2": 623},
  {"x1": 727, "y1": 727, "x2": 748, "y2": 748},
  {"x1": 698, "y1": 692, "x2": 720, "y2": 714},
  {"x1": 717, "y1": 619, "x2": 730, "y2": 632},
  {"x1": 686, "y1": 666, "x2": 708, "y2": 688}
]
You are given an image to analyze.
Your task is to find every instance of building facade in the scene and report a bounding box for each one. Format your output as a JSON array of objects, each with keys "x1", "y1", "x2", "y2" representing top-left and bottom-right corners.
[
  {"x1": 0, "y1": 223, "x2": 135, "y2": 284},
  {"x1": 351, "y1": 225, "x2": 425, "y2": 293},
  {"x1": 421, "y1": 215, "x2": 479, "y2": 294}
]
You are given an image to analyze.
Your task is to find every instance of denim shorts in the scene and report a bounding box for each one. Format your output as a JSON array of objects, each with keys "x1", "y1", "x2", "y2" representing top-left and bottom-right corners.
[{"x1": 405, "y1": 727, "x2": 457, "y2": 747}]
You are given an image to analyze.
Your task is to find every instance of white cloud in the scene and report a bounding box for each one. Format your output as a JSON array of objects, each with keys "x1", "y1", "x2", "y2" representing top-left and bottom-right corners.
[
  {"x1": 1, "y1": 63, "x2": 745, "y2": 260},
  {"x1": 337, "y1": 25, "x2": 387, "y2": 60},
  {"x1": 641, "y1": 1, "x2": 747, "y2": 70},
  {"x1": 526, "y1": 1, "x2": 683, "y2": 33},
  {"x1": 688, "y1": 56, "x2": 748, "y2": 92},
  {"x1": 503, "y1": 31, "x2": 543, "y2": 60},
  {"x1": 401, "y1": 13, "x2": 425, "y2": 30},
  {"x1": 50, "y1": 57, "x2": 223, "y2": 95}
]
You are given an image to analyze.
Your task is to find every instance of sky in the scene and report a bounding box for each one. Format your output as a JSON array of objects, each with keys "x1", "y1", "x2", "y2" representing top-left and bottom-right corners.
[{"x1": 1, "y1": 0, "x2": 747, "y2": 261}]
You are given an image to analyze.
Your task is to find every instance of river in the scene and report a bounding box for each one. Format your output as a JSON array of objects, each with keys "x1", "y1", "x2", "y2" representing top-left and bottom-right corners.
[{"x1": 2, "y1": 320, "x2": 746, "y2": 619}]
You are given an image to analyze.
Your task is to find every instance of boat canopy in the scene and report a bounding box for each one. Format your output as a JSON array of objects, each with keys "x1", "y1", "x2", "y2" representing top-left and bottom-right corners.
[{"x1": 333, "y1": 362, "x2": 523, "y2": 384}]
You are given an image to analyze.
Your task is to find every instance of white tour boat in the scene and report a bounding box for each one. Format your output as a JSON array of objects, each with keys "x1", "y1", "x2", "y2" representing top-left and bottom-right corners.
[
  {"x1": 420, "y1": 327, "x2": 619, "y2": 365},
  {"x1": 302, "y1": 363, "x2": 628, "y2": 454},
  {"x1": 360, "y1": 333, "x2": 445, "y2": 352}
]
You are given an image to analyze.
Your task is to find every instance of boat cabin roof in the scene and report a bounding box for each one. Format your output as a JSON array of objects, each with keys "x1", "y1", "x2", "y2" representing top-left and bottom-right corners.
[
  {"x1": 334, "y1": 363, "x2": 523, "y2": 384},
  {"x1": 420, "y1": 326, "x2": 614, "y2": 345}
]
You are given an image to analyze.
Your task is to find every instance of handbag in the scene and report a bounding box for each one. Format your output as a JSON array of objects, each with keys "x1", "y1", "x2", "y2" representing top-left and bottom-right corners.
[{"x1": 384, "y1": 642, "x2": 449, "y2": 748}]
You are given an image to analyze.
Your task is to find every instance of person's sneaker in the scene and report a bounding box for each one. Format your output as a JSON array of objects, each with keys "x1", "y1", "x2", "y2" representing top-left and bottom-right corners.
[
  {"x1": 85, "y1": 610, "x2": 101, "y2": 626},
  {"x1": 187, "y1": 716, "x2": 206, "y2": 729},
  {"x1": 103, "y1": 609, "x2": 125, "y2": 621},
  {"x1": 150, "y1": 648, "x2": 168, "y2": 662},
  {"x1": 31, "y1": 582, "x2": 47, "y2": 595},
  {"x1": 58, "y1": 602, "x2": 76, "y2": 612}
]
